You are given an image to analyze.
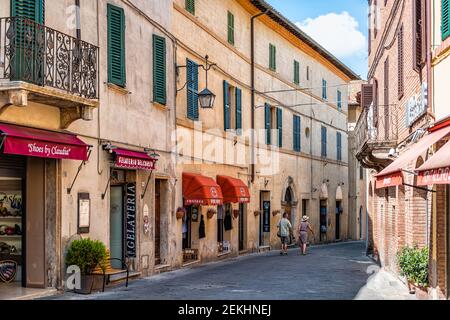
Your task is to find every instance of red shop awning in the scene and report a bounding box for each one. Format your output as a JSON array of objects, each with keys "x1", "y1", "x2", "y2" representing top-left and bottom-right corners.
[
  {"x1": 0, "y1": 123, "x2": 89, "y2": 161},
  {"x1": 375, "y1": 125, "x2": 450, "y2": 189},
  {"x1": 216, "y1": 175, "x2": 250, "y2": 203},
  {"x1": 183, "y1": 172, "x2": 223, "y2": 206},
  {"x1": 114, "y1": 148, "x2": 157, "y2": 170},
  {"x1": 416, "y1": 139, "x2": 450, "y2": 186}
]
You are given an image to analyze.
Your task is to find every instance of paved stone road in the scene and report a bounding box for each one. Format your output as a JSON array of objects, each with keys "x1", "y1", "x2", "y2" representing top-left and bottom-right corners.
[{"x1": 47, "y1": 241, "x2": 415, "y2": 300}]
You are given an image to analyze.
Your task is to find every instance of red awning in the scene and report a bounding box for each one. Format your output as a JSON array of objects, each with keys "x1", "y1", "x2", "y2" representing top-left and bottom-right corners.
[
  {"x1": 217, "y1": 175, "x2": 250, "y2": 204},
  {"x1": 417, "y1": 139, "x2": 450, "y2": 186},
  {"x1": 375, "y1": 125, "x2": 450, "y2": 189},
  {"x1": 114, "y1": 148, "x2": 157, "y2": 170},
  {"x1": 0, "y1": 123, "x2": 89, "y2": 161},
  {"x1": 183, "y1": 172, "x2": 223, "y2": 206}
]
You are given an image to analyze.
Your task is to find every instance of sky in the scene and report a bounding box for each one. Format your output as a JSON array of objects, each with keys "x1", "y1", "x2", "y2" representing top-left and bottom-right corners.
[{"x1": 266, "y1": 0, "x2": 368, "y2": 79}]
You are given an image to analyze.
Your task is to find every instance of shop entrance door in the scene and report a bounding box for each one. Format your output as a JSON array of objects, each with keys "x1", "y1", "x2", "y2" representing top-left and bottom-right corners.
[
  {"x1": 182, "y1": 205, "x2": 192, "y2": 250},
  {"x1": 320, "y1": 201, "x2": 327, "y2": 242},
  {"x1": 260, "y1": 191, "x2": 270, "y2": 247},
  {"x1": 336, "y1": 201, "x2": 341, "y2": 240},
  {"x1": 238, "y1": 203, "x2": 245, "y2": 251},
  {"x1": 110, "y1": 186, "x2": 124, "y2": 269},
  {"x1": 155, "y1": 180, "x2": 161, "y2": 265}
]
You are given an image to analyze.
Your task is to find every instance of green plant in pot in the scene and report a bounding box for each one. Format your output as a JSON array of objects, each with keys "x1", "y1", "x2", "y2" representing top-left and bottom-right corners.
[
  {"x1": 65, "y1": 238, "x2": 107, "y2": 294},
  {"x1": 397, "y1": 246, "x2": 429, "y2": 294}
]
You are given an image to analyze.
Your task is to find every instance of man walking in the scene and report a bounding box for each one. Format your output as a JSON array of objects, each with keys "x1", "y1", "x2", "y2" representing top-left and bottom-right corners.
[{"x1": 277, "y1": 212, "x2": 292, "y2": 255}]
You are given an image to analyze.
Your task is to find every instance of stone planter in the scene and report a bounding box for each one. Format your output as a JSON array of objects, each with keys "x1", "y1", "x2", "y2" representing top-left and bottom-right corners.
[{"x1": 75, "y1": 275, "x2": 95, "y2": 295}]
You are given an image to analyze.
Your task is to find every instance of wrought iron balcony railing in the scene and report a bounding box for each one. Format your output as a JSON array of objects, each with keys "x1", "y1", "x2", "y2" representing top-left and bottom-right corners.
[
  {"x1": 355, "y1": 103, "x2": 399, "y2": 155},
  {"x1": 0, "y1": 17, "x2": 98, "y2": 99}
]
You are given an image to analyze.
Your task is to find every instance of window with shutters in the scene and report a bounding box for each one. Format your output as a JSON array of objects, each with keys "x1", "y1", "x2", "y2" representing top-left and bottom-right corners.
[
  {"x1": 413, "y1": 0, "x2": 424, "y2": 71},
  {"x1": 384, "y1": 57, "x2": 390, "y2": 140},
  {"x1": 185, "y1": 0, "x2": 195, "y2": 15},
  {"x1": 153, "y1": 34, "x2": 166, "y2": 105},
  {"x1": 293, "y1": 115, "x2": 301, "y2": 152},
  {"x1": 322, "y1": 79, "x2": 327, "y2": 100},
  {"x1": 337, "y1": 90, "x2": 342, "y2": 111},
  {"x1": 107, "y1": 4, "x2": 126, "y2": 87},
  {"x1": 442, "y1": 0, "x2": 450, "y2": 40},
  {"x1": 294, "y1": 60, "x2": 300, "y2": 85},
  {"x1": 264, "y1": 103, "x2": 272, "y2": 145},
  {"x1": 306, "y1": 66, "x2": 310, "y2": 81},
  {"x1": 361, "y1": 83, "x2": 374, "y2": 108},
  {"x1": 397, "y1": 26, "x2": 404, "y2": 99},
  {"x1": 11, "y1": 0, "x2": 45, "y2": 23},
  {"x1": 336, "y1": 132, "x2": 342, "y2": 161},
  {"x1": 276, "y1": 108, "x2": 282, "y2": 148},
  {"x1": 374, "y1": 0, "x2": 378, "y2": 38},
  {"x1": 187, "y1": 59, "x2": 199, "y2": 120},
  {"x1": 269, "y1": 44, "x2": 276, "y2": 71},
  {"x1": 223, "y1": 81, "x2": 242, "y2": 133},
  {"x1": 227, "y1": 11, "x2": 235, "y2": 45},
  {"x1": 321, "y1": 126, "x2": 327, "y2": 158}
]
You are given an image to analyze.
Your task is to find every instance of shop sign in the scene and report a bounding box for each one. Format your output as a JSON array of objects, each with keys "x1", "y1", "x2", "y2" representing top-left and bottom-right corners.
[
  {"x1": 115, "y1": 156, "x2": 156, "y2": 171},
  {"x1": 418, "y1": 167, "x2": 450, "y2": 186},
  {"x1": 263, "y1": 201, "x2": 270, "y2": 232},
  {"x1": 406, "y1": 83, "x2": 428, "y2": 127},
  {"x1": 0, "y1": 260, "x2": 17, "y2": 283},
  {"x1": 126, "y1": 183, "x2": 137, "y2": 258}
]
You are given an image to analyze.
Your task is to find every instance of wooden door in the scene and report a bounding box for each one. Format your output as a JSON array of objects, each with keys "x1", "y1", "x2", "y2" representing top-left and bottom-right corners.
[{"x1": 155, "y1": 180, "x2": 161, "y2": 265}]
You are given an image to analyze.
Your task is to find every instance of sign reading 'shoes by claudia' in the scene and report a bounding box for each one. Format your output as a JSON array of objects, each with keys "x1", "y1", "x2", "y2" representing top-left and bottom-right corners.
[{"x1": 0, "y1": 260, "x2": 17, "y2": 283}]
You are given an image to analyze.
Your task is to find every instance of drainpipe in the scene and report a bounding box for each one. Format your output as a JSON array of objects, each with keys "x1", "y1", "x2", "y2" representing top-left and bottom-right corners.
[{"x1": 250, "y1": 10, "x2": 268, "y2": 183}]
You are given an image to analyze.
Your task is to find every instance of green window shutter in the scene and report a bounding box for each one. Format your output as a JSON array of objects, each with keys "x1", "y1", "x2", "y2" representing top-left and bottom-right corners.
[
  {"x1": 227, "y1": 11, "x2": 235, "y2": 45},
  {"x1": 294, "y1": 60, "x2": 300, "y2": 85},
  {"x1": 187, "y1": 59, "x2": 199, "y2": 120},
  {"x1": 153, "y1": 34, "x2": 166, "y2": 105},
  {"x1": 337, "y1": 90, "x2": 342, "y2": 110},
  {"x1": 223, "y1": 80, "x2": 230, "y2": 130},
  {"x1": 108, "y1": 4, "x2": 126, "y2": 87},
  {"x1": 322, "y1": 79, "x2": 327, "y2": 100},
  {"x1": 443, "y1": 0, "x2": 450, "y2": 40},
  {"x1": 185, "y1": 0, "x2": 195, "y2": 15},
  {"x1": 269, "y1": 44, "x2": 276, "y2": 71},
  {"x1": 265, "y1": 103, "x2": 271, "y2": 145},
  {"x1": 277, "y1": 108, "x2": 282, "y2": 148},
  {"x1": 337, "y1": 132, "x2": 342, "y2": 161},
  {"x1": 293, "y1": 115, "x2": 301, "y2": 152},
  {"x1": 321, "y1": 126, "x2": 327, "y2": 158},
  {"x1": 235, "y1": 87, "x2": 242, "y2": 132},
  {"x1": 12, "y1": 0, "x2": 45, "y2": 23}
]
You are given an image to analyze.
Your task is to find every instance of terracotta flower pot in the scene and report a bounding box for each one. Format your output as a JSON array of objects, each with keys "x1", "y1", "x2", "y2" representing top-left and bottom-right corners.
[
  {"x1": 254, "y1": 210, "x2": 260, "y2": 216},
  {"x1": 272, "y1": 210, "x2": 280, "y2": 216}
]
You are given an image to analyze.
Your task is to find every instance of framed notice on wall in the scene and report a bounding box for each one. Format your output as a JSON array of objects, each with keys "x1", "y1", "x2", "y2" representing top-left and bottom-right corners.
[{"x1": 78, "y1": 193, "x2": 90, "y2": 234}]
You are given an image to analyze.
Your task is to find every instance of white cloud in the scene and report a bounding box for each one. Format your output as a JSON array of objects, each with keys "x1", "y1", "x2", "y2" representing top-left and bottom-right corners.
[{"x1": 296, "y1": 12, "x2": 366, "y2": 59}]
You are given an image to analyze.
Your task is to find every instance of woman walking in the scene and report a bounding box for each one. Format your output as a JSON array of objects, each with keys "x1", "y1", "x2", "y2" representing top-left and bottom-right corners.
[{"x1": 299, "y1": 216, "x2": 314, "y2": 255}]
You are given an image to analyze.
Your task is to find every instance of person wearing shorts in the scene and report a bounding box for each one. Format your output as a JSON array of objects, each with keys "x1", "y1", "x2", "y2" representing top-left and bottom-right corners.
[{"x1": 277, "y1": 212, "x2": 292, "y2": 255}]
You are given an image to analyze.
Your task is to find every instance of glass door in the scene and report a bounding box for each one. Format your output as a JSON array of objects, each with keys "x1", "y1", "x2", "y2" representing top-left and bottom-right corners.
[{"x1": 110, "y1": 186, "x2": 124, "y2": 269}]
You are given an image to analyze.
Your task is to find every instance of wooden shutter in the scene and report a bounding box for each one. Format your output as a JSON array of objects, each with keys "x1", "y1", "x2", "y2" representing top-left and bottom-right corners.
[
  {"x1": 187, "y1": 59, "x2": 199, "y2": 120},
  {"x1": 398, "y1": 25, "x2": 404, "y2": 99},
  {"x1": 337, "y1": 132, "x2": 342, "y2": 161},
  {"x1": 235, "y1": 87, "x2": 242, "y2": 132},
  {"x1": 321, "y1": 126, "x2": 327, "y2": 158},
  {"x1": 185, "y1": 0, "x2": 195, "y2": 15},
  {"x1": 442, "y1": 0, "x2": 450, "y2": 40},
  {"x1": 227, "y1": 11, "x2": 234, "y2": 45},
  {"x1": 384, "y1": 57, "x2": 390, "y2": 140},
  {"x1": 269, "y1": 44, "x2": 276, "y2": 71},
  {"x1": 265, "y1": 103, "x2": 271, "y2": 145},
  {"x1": 322, "y1": 79, "x2": 327, "y2": 100},
  {"x1": 337, "y1": 90, "x2": 342, "y2": 110},
  {"x1": 361, "y1": 84, "x2": 374, "y2": 108},
  {"x1": 413, "y1": 0, "x2": 424, "y2": 71},
  {"x1": 223, "y1": 81, "x2": 230, "y2": 130},
  {"x1": 153, "y1": 34, "x2": 166, "y2": 105},
  {"x1": 373, "y1": 80, "x2": 379, "y2": 126},
  {"x1": 12, "y1": 0, "x2": 45, "y2": 23},
  {"x1": 293, "y1": 115, "x2": 301, "y2": 152},
  {"x1": 294, "y1": 60, "x2": 300, "y2": 85},
  {"x1": 277, "y1": 108, "x2": 282, "y2": 148},
  {"x1": 108, "y1": 4, "x2": 126, "y2": 87}
]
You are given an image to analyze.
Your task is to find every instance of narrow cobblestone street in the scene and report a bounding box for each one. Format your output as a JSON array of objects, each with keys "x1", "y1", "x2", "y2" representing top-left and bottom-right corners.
[{"x1": 47, "y1": 242, "x2": 415, "y2": 300}]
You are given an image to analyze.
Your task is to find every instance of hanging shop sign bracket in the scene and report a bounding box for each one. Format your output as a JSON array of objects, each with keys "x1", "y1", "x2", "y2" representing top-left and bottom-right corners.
[
  {"x1": 140, "y1": 169, "x2": 154, "y2": 200},
  {"x1": 67, "y1": 148, "x2": 93, "y2": 194},
  {"x1": 402, "y1": 183, "x2": 436, "y2": 193}
]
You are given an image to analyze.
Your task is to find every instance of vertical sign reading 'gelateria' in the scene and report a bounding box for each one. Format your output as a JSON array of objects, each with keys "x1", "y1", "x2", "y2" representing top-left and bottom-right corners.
[{"x1": 126, "y1": 183, "x2": 137, "y2": 258}]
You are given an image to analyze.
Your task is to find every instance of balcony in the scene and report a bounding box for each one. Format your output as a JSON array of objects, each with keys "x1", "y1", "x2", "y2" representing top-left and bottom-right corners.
[
  {"x1": 354, "y1": 104, "x2": 399, "y2": 171},
  {"x1": 0, "y1": 17, "x2": 99, "y2": 128}
]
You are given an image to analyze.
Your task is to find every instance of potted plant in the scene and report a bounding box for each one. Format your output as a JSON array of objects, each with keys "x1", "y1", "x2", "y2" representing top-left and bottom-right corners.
[
  {"x1": 207, "y1": 208, "x2": 217, "y2": 219},
  {"x1": 253, "y1": 210, "x2": 260, "y2": 216},
  {"x1": 65, "y1": 238, "x2": 107, "y2": 294},
  {"x1": 272, "y1": 210, "x2": 281, "y2": 217},
  {"x1": 176, "y1": 207, "x2": 186, "y2": 220},
  {"x1": 397, "y1": 246, "x2": 429, "y2": 298}
]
